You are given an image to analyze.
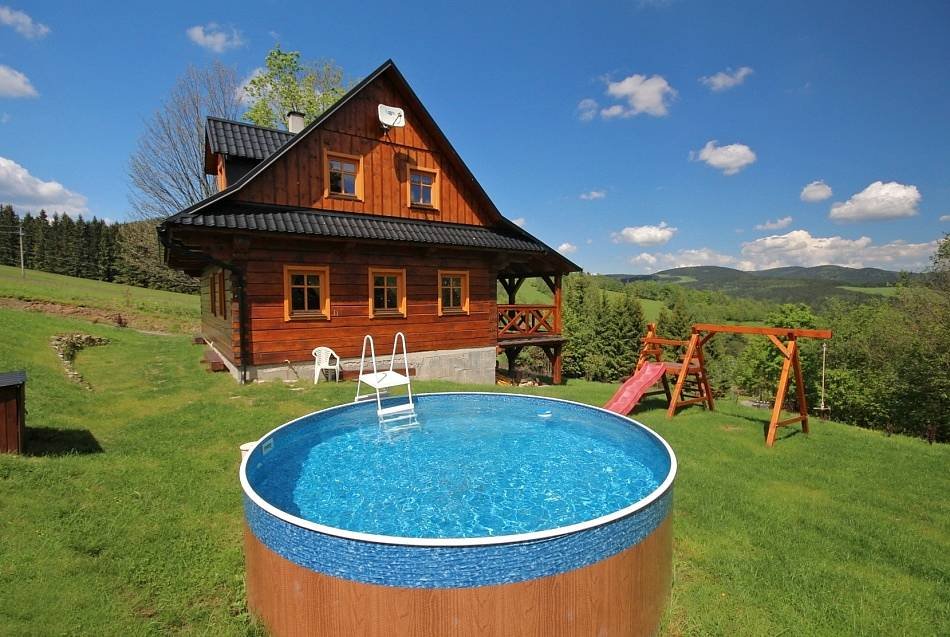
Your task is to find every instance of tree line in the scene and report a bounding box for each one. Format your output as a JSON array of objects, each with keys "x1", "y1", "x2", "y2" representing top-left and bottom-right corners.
[{"x1": 0, "y1": 204, "x2": 197, "y2": 293}]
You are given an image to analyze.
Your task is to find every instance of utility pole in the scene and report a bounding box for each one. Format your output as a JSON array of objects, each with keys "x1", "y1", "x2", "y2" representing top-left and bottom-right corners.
[{"x1": 19, "y1": 223, "x2": 25, "y2": 278}]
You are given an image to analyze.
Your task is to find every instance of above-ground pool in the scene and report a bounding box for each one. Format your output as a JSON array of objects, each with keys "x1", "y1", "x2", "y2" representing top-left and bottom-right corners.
[{"x1": 240, "y1": 393, "x2": 676, "y2": 636}]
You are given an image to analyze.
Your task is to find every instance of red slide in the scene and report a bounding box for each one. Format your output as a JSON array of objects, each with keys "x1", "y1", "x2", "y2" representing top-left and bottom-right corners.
[{"x1": 603, "y1": 362, "x2": 667, "y2": 415}]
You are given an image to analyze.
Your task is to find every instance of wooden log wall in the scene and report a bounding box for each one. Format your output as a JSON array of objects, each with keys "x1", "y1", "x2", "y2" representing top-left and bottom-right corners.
[
  {"x1": 200, "y1": 267, "x2": 240, "y2": 365},
  {"x1": 237, "y1": 73, "x2": 494, "y2": 227},
  {"x1": 235, "y1": 237, "x2": 498, "y2": 366}
]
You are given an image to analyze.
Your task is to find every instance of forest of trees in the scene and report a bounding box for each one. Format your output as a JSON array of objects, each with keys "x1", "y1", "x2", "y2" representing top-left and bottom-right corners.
[{"x1": 0, "y1": 205, "x2": 197, "y2": 293}]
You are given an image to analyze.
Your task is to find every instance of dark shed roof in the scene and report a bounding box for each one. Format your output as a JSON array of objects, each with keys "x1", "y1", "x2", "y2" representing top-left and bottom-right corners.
[
  {"x1": 206, "y1": 118, "x2": 294, "y2": 161},
  {"x1": 0, "y1": 371, "x2": 26, "y2": 388},
  {"x1": 170, "y1": 205, "x2": 546, "y2": 253}
]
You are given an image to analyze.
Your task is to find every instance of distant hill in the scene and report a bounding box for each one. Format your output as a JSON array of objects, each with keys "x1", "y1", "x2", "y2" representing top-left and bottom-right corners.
[{"x1": 610, "y1": 265, "x2": 920, "y2": 306}]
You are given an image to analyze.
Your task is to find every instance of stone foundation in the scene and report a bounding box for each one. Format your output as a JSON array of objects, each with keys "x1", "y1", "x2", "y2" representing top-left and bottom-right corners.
[{"x1": 242, "y1": 346, "x2": 497, "y2": 385}]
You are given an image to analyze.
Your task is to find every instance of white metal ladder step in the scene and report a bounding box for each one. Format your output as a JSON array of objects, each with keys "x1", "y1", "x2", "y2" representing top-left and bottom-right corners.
[{"x1": 355, "y1": 332, "x2": 419, "y2": 432}]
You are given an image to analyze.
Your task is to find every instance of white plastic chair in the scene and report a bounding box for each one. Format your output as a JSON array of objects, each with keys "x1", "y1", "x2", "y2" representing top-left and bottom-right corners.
[{"x1": 312, "y1": 346, "x2": 342, "y2": 384}]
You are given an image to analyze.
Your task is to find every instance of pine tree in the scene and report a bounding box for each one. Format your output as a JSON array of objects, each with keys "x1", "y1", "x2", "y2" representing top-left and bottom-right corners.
[
  {"x1": 31, "y1": 210, "x2": 48, "y2": 271},
  {"x1": 608, "y1": 292, "x2": 646, "y2": 380},
  {"x1": 0, "y1": 205, "x2": 18, "y2": 266},
  {"x1": 562, "y1": 274, "x2": 594, "y2": 378}
]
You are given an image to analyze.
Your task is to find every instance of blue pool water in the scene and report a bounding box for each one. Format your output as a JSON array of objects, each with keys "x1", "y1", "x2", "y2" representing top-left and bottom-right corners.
[{"x1": 246, "y1": 394, "x2": 672, "y2": 540}]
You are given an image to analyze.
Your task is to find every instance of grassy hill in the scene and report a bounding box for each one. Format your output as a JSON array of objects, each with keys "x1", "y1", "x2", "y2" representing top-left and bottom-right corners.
[
  {"x1": 617, "y1": 265, "x2": 912, "y2": 306},
  {"x1": 0, "y1": 265, "x2": 199, "y2": 333},
  {"x1": 0, "y1": 275, "x2": 946, "y2": 634}
]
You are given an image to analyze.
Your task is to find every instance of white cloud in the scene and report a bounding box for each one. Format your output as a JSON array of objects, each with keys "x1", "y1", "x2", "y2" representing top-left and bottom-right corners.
[
  {"x1": 740, "y1": 230, "x2": 936, "y2": 270},
  {"x1": 800, "y1": 180, "x2": 832, "y2": 202},
  {"x1": 628, "y1": 231, "x2": 939, "y2": 273},
  {"x1": 0, "y1": 5, "x2": 50, "y2": 39},
  {"x1": 690, "y1": 140, "x2": 756, "y2": 175},
  {"x1": 557, "y1": 242, "x2": 578, "y2": 255},
  {"x1": 700, "y1": 66, "x2": 753, "y2": 92},
  {"x1": 511, "y1": 217, "x2": 526, "y2": 228},
  {"x1": 577, "y1": 98, "x2": 598, "y2": 122},
  {"x1": 186, "y1": 23, "x2": 244, "y2": 53},
  {"x1": 755, "y1": 216, "x2": 793, "y2": 231},
  {"x1": 612, "y1": 221, "x2": 678, "y2": 246},
  {"x1": 940, "y1": 215, "x2": 950, "y2": 222},
  {"x1": 579, "y1": 190, "x2": 606, "y2": 201},
  {"x1": 0, "y1": 156, "x2": 88, "y2": 214},
  {"x1": 829, "y1": 181, "x2": 921, "y2": 222},
  {"x1": 0, "y1": 64, "x2": 38, "y2": 98},
  {"x1": 604, "y1": 74, "x2": 676, "y2": 117}
]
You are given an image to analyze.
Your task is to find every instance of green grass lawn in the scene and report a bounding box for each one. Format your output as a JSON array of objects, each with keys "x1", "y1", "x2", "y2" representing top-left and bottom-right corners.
[
  {"x1": 0, "y1": 304, "x2": 947, "y2": 635},
  {"x1": 0, "y1": 265, "x2": 199, "y2": 333}
]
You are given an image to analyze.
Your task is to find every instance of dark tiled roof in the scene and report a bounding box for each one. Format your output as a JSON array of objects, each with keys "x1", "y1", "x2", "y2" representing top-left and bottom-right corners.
[
  {"x1": 206, "y1": 118, "x2": 294, "y2": 160},
  {"x1": 170, "y1": 206, "x2": 545, "y2": 253},
  {"x1": 0, "y1": 370, "x2": 26, "y2": 388}
]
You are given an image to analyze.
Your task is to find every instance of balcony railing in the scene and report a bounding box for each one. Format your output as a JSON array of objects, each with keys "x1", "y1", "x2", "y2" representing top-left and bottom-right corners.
[{"x1": 497, "y1": 304, "x2": 560, "y2": 338}]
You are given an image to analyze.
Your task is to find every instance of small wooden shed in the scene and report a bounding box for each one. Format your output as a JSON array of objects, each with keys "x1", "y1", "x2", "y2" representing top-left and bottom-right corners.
[{"x1": 0, "y1": 371, "x2": 26, "y2": 454}]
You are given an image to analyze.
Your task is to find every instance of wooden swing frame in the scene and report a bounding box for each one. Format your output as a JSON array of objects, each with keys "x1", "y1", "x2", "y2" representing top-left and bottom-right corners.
[{"x1": 636, "y1": 323, "x2": 833, "y2": 447}]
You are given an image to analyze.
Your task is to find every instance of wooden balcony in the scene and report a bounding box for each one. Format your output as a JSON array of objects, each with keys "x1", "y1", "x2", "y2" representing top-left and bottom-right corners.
[{"x1": 497, "y1": 304, "x2": 563, "y2": 345}]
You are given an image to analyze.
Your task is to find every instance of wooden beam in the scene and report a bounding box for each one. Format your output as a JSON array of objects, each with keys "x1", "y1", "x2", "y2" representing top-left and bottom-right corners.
[
  {"x1": 692, "y1": 323, "x2": 832, "y2": 340},
  {"x1": 552, "y1": 344, "x2": 563, "y2": 385},
  {"x1": 766, "y1": 340, "x2": 796, "y2": 447},
  {"x1": 767, "y1": 334, "x2": 791, "y2": 358}
]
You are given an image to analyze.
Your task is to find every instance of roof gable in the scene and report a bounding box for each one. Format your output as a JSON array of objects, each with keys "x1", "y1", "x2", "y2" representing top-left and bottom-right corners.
[{"x1": 164, "y1": 60, "x2": 580, "y2": 273}]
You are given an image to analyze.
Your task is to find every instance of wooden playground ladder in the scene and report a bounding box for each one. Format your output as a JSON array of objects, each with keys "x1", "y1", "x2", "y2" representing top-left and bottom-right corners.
[{"x1": 635, "y1": 324, "x2": 715, "y2": 417}]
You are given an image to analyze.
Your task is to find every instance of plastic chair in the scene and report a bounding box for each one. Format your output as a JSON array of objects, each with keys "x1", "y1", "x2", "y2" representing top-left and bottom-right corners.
[{"x1": 312, "y1": 347, "x2": 342, "y2": 384}]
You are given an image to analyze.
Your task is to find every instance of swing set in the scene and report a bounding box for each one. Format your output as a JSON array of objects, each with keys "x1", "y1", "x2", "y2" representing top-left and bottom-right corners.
[{"x1": 633, "y1": 322, "x2": 832, "y2": 447}]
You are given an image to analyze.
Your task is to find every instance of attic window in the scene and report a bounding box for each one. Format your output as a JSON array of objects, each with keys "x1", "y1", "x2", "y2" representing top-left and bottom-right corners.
[
  {"x1": 408, "y1": 167, "x2": 439, "y2": 209},
  {"x1": 325, "y1": 151, "x2": 362, "y2": 199}
]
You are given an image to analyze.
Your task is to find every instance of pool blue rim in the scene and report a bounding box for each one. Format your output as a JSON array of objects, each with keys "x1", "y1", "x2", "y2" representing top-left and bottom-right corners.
[{"x1": 239, "y1": 392, "x2": 677, "y2": 548}]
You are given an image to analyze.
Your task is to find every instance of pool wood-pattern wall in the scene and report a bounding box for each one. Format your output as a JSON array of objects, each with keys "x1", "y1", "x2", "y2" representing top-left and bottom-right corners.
[{"x1": 243, "y1": 517, "x2": 672, "y2": 637}]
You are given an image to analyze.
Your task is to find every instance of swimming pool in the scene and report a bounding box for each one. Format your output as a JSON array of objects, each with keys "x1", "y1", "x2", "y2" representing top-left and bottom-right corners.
[{"x1": 240, "y1": 393, "x2": 676, "y2": 636}]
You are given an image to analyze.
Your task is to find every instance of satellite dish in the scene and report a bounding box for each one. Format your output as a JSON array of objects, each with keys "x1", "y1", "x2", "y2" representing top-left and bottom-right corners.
[{"x1": 378, "y1": 104, "x2": 405, "y2": 129}]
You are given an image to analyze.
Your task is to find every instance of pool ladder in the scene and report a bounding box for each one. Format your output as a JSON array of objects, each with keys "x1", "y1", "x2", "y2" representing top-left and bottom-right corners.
[{"x1": 355, "y1": 332, "x2": 419, "y2": 432}]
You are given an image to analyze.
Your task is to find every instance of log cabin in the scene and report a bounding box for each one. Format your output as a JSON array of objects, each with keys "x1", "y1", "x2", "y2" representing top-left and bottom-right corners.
[{"x1": 158, "y1": 60, "x2": 579, "y2": 384}]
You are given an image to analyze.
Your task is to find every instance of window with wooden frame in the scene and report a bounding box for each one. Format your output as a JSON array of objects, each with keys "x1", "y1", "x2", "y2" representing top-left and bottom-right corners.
[
  {"x1": 438, "y1": 270, "x2": 469, "y2": 316},
  {"x1": 324, "y1": 150, "x2": 363, "y2": 199},
  {"x1": 368, "y1": 268, "x2": 407, "y2": 318},
  {"x1": 408, "y1": 167, "x2": 439, "y2": 209},
  {"x1": 209, "y1": 269, "x2": 227, "y2": 319},
  {"x1": 283, "y1": 265, "x2": 331, "y2": 321}
]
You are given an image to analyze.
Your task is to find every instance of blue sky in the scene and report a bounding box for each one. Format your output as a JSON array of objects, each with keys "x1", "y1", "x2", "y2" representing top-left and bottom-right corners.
[{"x1": 1, "y1": 1, "x2": 948, "y2": 273}]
